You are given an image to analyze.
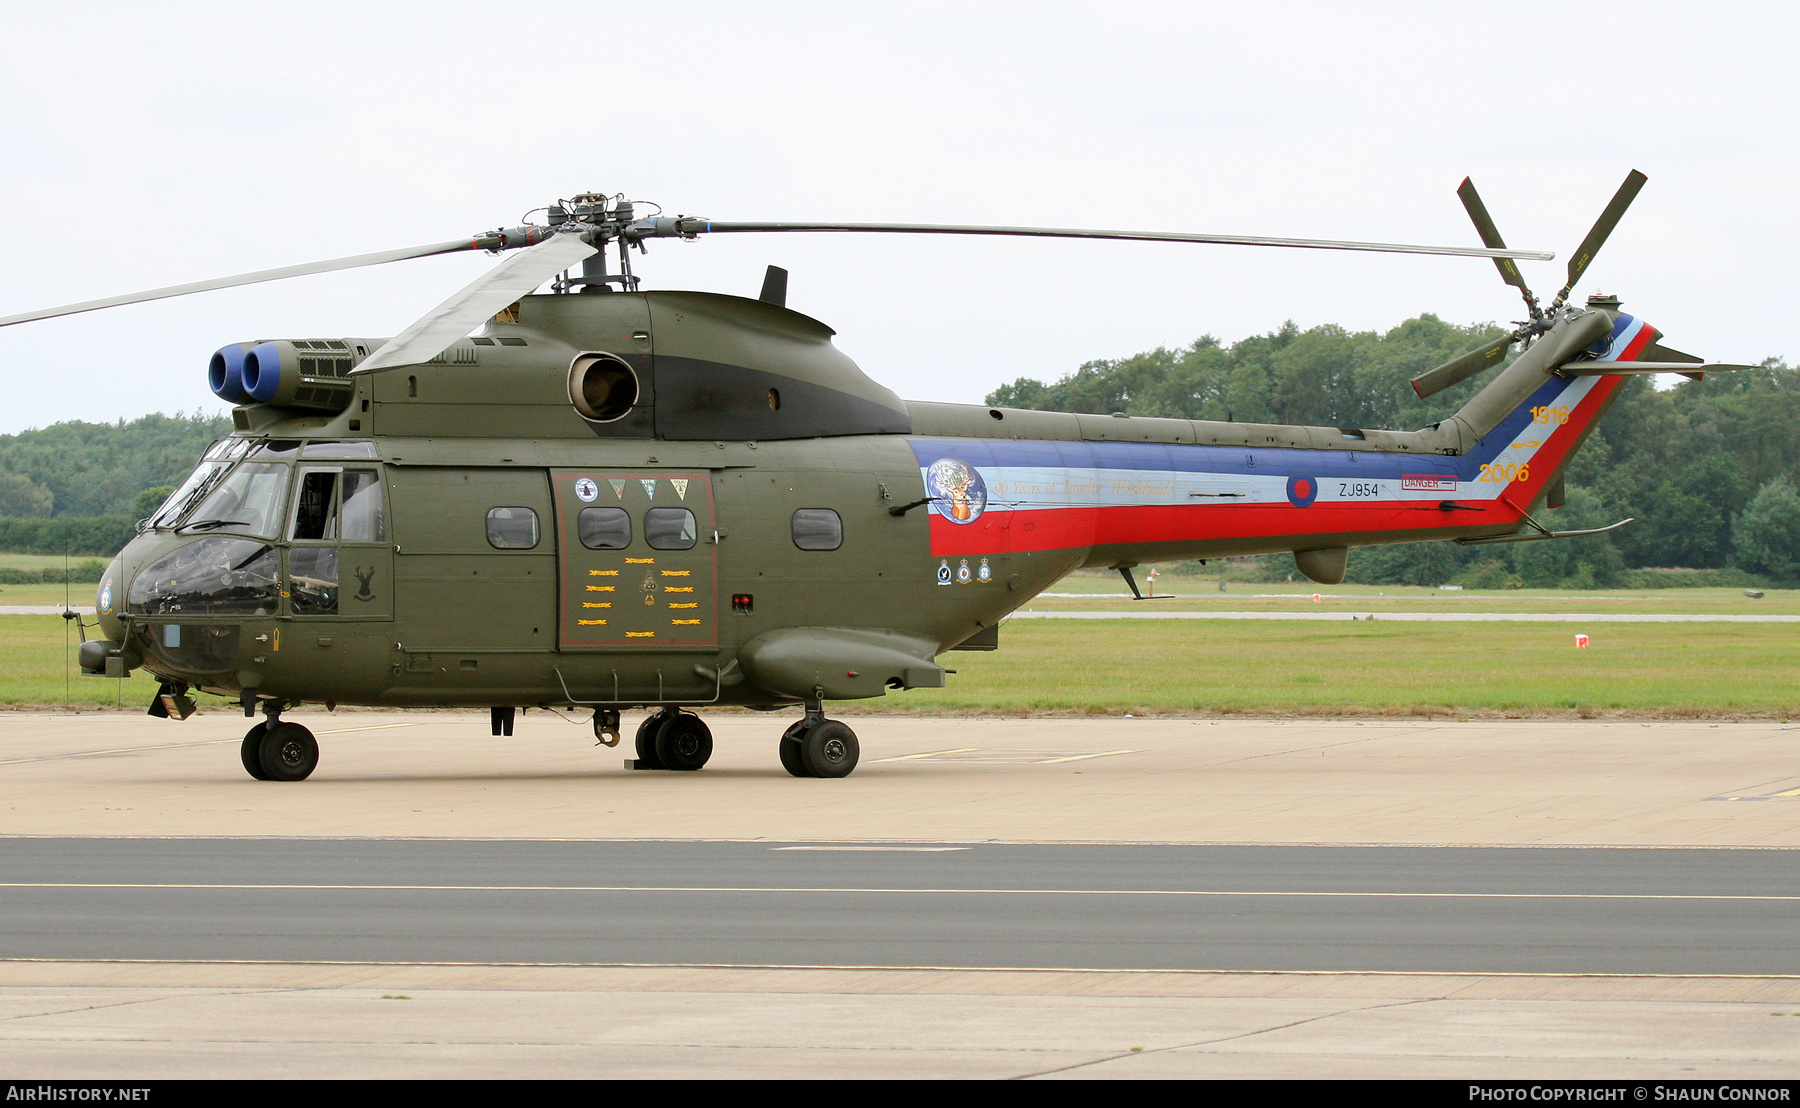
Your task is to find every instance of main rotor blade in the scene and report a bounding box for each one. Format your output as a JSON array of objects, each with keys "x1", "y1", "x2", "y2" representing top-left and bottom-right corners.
[
  {"x1": 1456, "y1": 178, "x2": 1534, "y2": 295},
  {"x1": 0, "y1": 238, "x2": 484, "y2": 329},
  {"x1": 353, "y1": 232, "x2": 597, "y2": 374},
  {"x1": 1560, "y1": 169, "x2": 1648, "y2": 299},
  {"x1": 1410, "y1": 335, "x2": 1513, "y2": 399},
  {"x1": 689, "y1": 221, "x2": 1555, "y2": 262}
]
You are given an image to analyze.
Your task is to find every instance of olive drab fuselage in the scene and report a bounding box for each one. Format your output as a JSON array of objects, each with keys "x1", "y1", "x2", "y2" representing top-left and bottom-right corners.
[{"x1": 91, "y1": 288, "x2": 1648, "y2": 712}]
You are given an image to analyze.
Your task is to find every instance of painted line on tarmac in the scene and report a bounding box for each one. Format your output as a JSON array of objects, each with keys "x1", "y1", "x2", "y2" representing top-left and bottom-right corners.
[
  {"x1": 3, "y1": 882, "x2": 1795, "y2": 902},
  {"x1": 1012, "y1": 611, "x2": 1800, "y2": 623},
  {"x1": 0, "y1": 956, "x2": 1793, "y2": 981},
  {"x1": 0, "y1": 723, "x2": 421, "y2": 766},
  {"x1": 771, "y1": 846, "x2": 971, "y2": 852}
]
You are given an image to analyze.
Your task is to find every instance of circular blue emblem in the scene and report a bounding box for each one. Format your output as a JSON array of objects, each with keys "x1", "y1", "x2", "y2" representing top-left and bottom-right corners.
[
  {"x1": 1286, "y1": 474, "x2": 1318, "y2": 507},
  {"x1": 574, "y1": 477, "x2": 599, "y2": 503},
  {"x1": 924, "y1": 457, "x2": 987, "y2": 524},
  {"x1": 99, "y1": 582, "x2": 112, "y2": 613}
]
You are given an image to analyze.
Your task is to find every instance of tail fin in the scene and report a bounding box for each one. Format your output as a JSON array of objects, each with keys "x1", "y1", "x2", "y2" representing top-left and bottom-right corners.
[{"x1": 1440, "y1": 308, "x2": 1649, "y2": 512}]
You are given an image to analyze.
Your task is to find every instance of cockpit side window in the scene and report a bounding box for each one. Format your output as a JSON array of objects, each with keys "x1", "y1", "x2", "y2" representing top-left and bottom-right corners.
[
  {"x1": 340, "y1": 470, "x2": 386, "y2": 542},
  {"x1": 290, "y1": 467, "x2": 386, "y2": 543},
  {"x1": 291, "y1": 469, "x2": 342, "y2": 541}
]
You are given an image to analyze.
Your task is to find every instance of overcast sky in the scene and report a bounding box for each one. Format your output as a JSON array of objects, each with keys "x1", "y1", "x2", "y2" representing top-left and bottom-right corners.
[{"x1": 0, "y1": 0, "x2": 1793, "y2": 435}]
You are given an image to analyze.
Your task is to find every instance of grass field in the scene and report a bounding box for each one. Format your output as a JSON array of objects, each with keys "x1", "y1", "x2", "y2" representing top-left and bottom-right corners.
[
  {"x1": 0, "y1": 615, "x2": 165, "y2": 709},
  {"x1": 0, "y1": 583, "x2": 100, "y2": 607},
  {"x1": 1034, "y1": 578, "x2": 1800, "y2": 616},
  {"x1": 3, "y1": 598, "x2": 1796, "y2": 715}
]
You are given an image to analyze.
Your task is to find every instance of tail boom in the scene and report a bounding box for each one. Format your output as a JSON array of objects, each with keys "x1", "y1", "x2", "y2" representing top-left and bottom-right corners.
[{"x1": 910, "y1": 312, "x2": 1649, "y2": 565}]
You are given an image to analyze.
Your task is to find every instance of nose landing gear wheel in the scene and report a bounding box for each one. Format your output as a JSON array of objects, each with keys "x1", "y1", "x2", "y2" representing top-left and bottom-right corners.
[
  {"x1": 240, "y1": 723, "x2": 270, "y2": 781},
  {"x1": 801, "y1": 720, "x2": 859, "y2": 778},
  {"x1": 654, "y1": 712, "x2": 714, "y2": 771},
  {"x1": 257, "y1": 722, "x2": 318, "y2": 782}
]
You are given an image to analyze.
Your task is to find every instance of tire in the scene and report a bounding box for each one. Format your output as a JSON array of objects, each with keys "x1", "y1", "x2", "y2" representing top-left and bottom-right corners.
[
  {"x1": 800, "y1": 720, "x2": 859, "y2": 779},
  {"x1": 634, "y1": 713, "x2": 668, "y2": 769},
  {"x1": 654, "y1": 712, "x2": 713, "y2": 771},
  {"x1": 240, "y1": 723, "x2": 270, "y2": 781},
  {"x1": 779, "y1": 719, "x2": 811, "y2": 777},
  {"x1": 257, "y1": 722, "x2": 318, "y2": 782}
]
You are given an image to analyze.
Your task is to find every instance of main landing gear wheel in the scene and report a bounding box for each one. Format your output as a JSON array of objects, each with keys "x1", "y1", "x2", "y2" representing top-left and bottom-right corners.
[
  {"x1": 781, "y1": 718, "x2": 860, "y2": 778},
  {"x1": 634, "y1": 711, "x2": 670, "y2": 770},
  {"x1": 240, "y1": 722, "x2": 270, "y2": 781},
  {"x1": 654, "y1": 711, "x2": 714, "y2": 771},
  {"x1": 257, "y1": 721, "x2": 318, "y2": 782}
]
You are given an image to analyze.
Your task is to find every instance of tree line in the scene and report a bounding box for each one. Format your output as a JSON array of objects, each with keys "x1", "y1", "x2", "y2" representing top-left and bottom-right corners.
[
  {"x1": 2, "y1": 318, "x2": 1797, "y2": 586},
  {"x1": 988, "y1": 315, "x2": 1800, "y2": 587}
]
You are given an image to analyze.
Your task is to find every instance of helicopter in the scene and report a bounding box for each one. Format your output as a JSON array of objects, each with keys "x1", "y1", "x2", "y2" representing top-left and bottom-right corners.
[{"x1": 0, "y1": 172, "x2": 1753, "y2": 781}]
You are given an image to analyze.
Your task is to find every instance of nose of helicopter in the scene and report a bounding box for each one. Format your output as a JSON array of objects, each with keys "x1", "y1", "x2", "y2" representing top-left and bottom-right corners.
[{"x1": 78, "y1": 550, "x2": 133, "y2": 676}]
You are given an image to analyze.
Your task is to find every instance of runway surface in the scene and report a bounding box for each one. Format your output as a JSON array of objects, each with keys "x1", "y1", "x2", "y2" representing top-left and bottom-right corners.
[
  {"x1": 1012, "y1": 609, "x2": 1800, "y2": 622},
  {"x1": 2, "y1": 838, "x2": 1796, "y2": 976},
  {"x1": 2, "y1": 713, "x2": 1797, "y2": 1077}
]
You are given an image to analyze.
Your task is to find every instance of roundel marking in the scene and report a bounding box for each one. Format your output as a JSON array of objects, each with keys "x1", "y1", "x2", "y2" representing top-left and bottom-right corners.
[
  {"x1": 574, "y1": 477, "x2": 599, "y2": 503},
  {"x1": 1286, "y1": 474, "x2": 1318, "y2": 507}
]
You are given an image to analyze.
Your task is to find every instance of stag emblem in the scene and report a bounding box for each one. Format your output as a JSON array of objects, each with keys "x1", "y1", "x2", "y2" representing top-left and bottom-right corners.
[{"x1": 353, "y1": 566, "x2": 376, "y2": 601}]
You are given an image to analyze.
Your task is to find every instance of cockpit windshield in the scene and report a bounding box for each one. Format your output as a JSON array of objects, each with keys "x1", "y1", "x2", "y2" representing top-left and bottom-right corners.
[
  {"x1": 179, "y1": 463, "x2": 289, "y2": 538},
  {"x1": 146, "y1": 440, "x2": 255, "y2": 530}
]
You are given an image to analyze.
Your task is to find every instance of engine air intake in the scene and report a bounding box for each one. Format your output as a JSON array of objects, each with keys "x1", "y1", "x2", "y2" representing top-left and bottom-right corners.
[
  {"x1": 212, "y1": 338, "x2": 373, "y2": 412},
  {"x1": 568, "y1": 351, "x2": 639, "y2": 422}
]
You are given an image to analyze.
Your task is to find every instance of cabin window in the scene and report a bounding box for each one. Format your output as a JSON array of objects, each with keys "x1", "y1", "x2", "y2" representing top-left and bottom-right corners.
[
  {"x1": 791, "y1": 508, "x2": 842, "y2": 551},
  {"x1": 644, "y1": 507, "x2": 697, "y2": 550},
  {"x1": 486, "y1": 506, "x2": 540, "y2": 549},
  {"x1": 578, "y1": 506, "x2": 632, "y2": 549}
]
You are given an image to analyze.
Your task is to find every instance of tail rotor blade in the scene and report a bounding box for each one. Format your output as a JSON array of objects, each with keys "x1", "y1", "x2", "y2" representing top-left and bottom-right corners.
[
  {"x1": 1456, "y1": 178, "x2": 1535, "y2": 299},
  {"x1": 1410, "y1": 335, "x2": 1513, "y2": 399},
  {"x1": 1560, "y1": 169, "x2": 1648, "y2": 299}
]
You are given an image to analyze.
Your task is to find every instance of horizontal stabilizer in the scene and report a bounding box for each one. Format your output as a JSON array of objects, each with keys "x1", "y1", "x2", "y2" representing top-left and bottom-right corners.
[{"x1": 1560, "y1": 361, "x2": 1757, "y2": 376}]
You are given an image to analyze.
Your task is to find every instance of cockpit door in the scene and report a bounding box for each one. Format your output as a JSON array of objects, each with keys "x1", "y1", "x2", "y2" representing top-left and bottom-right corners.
[{"x1": 285, "y1": 464, "x2": 394, "y2": 620}]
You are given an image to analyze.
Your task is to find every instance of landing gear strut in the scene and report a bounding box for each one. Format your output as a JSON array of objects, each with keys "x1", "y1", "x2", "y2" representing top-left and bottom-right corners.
[
  {"x1": 780, "y1": 693, "x2": 859, "y2": 778},
  {"x1": 239, "y1": 704, "x2": 318, "y2": 782}
]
